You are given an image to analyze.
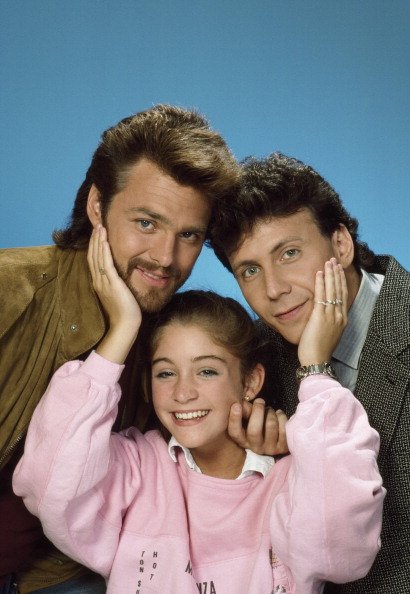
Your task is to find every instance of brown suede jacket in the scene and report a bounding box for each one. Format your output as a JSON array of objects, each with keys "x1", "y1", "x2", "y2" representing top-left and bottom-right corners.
[{"x1": 0, "y1": 246, "x2": 152, "y2": 593}]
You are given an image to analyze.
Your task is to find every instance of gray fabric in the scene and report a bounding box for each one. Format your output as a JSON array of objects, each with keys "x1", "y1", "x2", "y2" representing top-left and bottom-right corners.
[
  {"x1": 258, "y1": 256, "x2": 410, "y2": 593},
  {"x1": 332, "y1": 269, "x2": 384, "y2": 391}
]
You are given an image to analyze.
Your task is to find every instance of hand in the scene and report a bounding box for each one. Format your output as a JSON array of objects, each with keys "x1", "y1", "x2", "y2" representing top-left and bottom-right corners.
[
  {"x1": 228, "y1": 399, "x2": 289, "y2": 456},
  {"x1": 298, "y1": 258, "x2": 348, "y2": 366},
  {"x1": 88, "y1": 225, "x2": 142, "y2": 363}
]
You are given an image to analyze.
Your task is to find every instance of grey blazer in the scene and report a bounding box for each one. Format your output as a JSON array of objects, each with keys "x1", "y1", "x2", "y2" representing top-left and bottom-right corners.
[{"x1": 258, "y1": 256, "x2": 410, "y2": 593}]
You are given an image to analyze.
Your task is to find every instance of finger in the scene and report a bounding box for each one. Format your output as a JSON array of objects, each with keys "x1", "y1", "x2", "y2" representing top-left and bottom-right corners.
[
  {"x1": 334, "y1": 259, "x2": 342, "y2": 306},
  {"x1": 97, "y1": 226, "x2": 107, "y2": 274},
  {"x1": 260, "y1": 407, "x2": 279, "y2": 456},
  {"x1": 100, "y1": 226, "x2": 118, "y2": 280},
  {"x1": 244, "y1": 398, "x2": 267, "y2": 453},
  {"x1": 339, "y1": 264, "x2": 349, "y2": 321},
  {"x1": 324, "y1": 259, "x2": 336, "y2": 305},
  {"x1": 87, "y1": 226, "x2": 100, "y2": 285},
  {"x1": 240, "y1": 399, "x2": 253, "y2": 422},
  {"x1": 274, "y1": 410, "x2": 289, "y2": 455},
  {"x1": 313, "y1": 269, "x2": 325, "y2": 308},
  {"x1": 227, "y1": 402, "x2": 247, "y2": 449}
]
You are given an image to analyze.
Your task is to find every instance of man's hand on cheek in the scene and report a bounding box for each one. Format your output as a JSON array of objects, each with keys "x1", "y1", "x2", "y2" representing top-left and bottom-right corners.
[{"x1": 228, "y1": 399, "x2": 288, "y2": 456}]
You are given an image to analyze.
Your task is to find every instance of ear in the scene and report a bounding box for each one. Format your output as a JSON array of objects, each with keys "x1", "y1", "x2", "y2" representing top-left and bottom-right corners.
[
  {"x1": 243, "y1": 363, "x2": 265, "y2": 401},
  {"x1": 331, "y1": 224, "x2": 354, "y2": 269},
  {"x1": 86, "y1": 184, "x2": 103, "y2": 227}
]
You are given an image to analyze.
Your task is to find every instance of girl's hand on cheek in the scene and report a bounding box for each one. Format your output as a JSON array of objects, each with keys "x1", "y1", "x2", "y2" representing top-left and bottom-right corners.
[
  {"x1": 298, "y1": 258, "x2": 348, "y2": 367},
  {"x1": 88, "y1": 225, "x2": 142, "y2": 363}
]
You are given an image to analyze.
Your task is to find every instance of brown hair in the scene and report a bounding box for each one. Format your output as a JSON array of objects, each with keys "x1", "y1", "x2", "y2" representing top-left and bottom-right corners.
[
  {"x1": 53, "y1": 104, "x2": 240, "y2": 249},
  {"x1": 209, "y1": 152, "x2": 376, "y2": 272}
]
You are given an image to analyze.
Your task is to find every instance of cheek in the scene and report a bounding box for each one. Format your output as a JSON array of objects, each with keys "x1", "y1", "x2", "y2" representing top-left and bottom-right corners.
[
  {"x1": 224, "y1": 375, "x2": 245, "y2": 404},
  {"x1": 108, "y1": 227, "x2": 149, "y2": 261},
  {"x1": 151, "y1": 384, "x2": 168, "y2": 410},
  {"x1": 244, "y1": 292, "x2": 267, "y2": 318}
]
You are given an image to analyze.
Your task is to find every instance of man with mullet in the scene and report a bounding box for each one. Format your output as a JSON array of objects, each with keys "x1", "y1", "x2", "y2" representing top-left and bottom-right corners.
[{"x1": 1, "y1": 104, "x2": 248, "y2": 594}]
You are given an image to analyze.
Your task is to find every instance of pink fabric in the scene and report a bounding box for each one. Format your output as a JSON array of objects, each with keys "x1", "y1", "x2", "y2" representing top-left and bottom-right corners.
[{"x1": 13, "y1": 352, "x2": 384, "y2": 594}]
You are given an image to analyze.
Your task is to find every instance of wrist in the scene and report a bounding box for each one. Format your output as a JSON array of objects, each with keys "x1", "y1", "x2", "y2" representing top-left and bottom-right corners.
[
  {"x1": 296, "y1": 361, "x2": 337, "y2": 382},
  {"x1": 96, "y1": 325, "x2": 139, "y2": 364}
]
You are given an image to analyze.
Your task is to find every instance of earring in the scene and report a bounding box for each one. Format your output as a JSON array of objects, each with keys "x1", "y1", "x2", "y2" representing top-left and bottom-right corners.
[{"x1": 243, "y1": 394, "x2": 251, "y2": 402}]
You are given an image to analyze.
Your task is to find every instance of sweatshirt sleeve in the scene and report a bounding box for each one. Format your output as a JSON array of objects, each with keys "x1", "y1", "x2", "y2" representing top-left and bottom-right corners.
[
  {"x1": 270, "y1": 375, "x2": 385, "y2": 588},
  {"x1": 13, "y1": 351, "x2": 143, "y2": 578}
]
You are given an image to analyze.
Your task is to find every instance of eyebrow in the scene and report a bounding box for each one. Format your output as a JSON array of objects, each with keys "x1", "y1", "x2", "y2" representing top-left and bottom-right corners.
[
  {"x1": 127, "y1": 207, "x2": 170, "y2": 224},
  {"x1": 232, "y1": 235, "x2": 302, "y2": 273},
  {"x1": 127, "y1": 207, "x2": 207, "y2": 235},
  {"x1": 152, "y1": 355, "x2": 227, "y2": 366}
]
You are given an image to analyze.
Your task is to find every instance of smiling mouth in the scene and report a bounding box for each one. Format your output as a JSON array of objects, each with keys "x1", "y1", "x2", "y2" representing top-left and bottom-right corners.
[
  {"x1": 135, "y1": 266, "x2": 173, "y2": 287},
  {"x1": 275, "y1": 303, "x2": 306, "y2": 320},
  {"x1": 173, "y1": 410, "x2": 209, "y2": 420}
]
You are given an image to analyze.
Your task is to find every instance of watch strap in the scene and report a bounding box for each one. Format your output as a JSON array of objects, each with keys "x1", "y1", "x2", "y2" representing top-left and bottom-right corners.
[{"x1": 296, "y1": 361, "x2": 337, "y2": 382}]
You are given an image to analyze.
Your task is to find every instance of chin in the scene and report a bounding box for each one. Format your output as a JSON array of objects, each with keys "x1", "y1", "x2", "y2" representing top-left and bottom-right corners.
[{"x1": 133, "y1": 288, "x2": 175, "y2": 314}]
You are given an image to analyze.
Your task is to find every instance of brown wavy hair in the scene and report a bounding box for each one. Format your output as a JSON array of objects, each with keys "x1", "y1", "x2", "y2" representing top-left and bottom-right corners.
[{"x1": 53, "y1": 104, "x2": 240, "y2": 249}]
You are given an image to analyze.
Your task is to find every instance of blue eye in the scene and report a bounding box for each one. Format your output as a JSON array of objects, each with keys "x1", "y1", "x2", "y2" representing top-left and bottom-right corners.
[
  {"x1": 282, "y1": 248, "x2": 300, "y2": 259},
  {"x1": 138, "y1": 220, "x2": 154, "y2": 230},
  {"x1": 243, "y1": 266, "x2": 260, "y2": 278}
]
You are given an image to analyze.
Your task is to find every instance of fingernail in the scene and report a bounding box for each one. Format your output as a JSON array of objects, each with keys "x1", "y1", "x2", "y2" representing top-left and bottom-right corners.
[{"x1": 232, "y1": 403, "x2": 242, "y2": 414}]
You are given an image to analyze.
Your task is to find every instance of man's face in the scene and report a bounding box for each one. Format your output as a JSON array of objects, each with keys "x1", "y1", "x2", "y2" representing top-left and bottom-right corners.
[
  {"x1": 228, "y1": 209, "x2": 341, "y2": 345},
  {"x1": 91, "y1": 159, "x2": 211, "y2": 313}
]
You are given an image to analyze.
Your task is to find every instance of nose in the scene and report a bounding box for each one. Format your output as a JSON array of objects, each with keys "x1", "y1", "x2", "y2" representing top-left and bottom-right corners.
[
  {"x1": 264, "y1": 269, "x2": 291, "y2": 300},
  {"x1": 173, "y1": 376, "x2": 198, "y2": 404},
  {"x1": 150, "y1": 233, "x2": 176, "y2": 268}
]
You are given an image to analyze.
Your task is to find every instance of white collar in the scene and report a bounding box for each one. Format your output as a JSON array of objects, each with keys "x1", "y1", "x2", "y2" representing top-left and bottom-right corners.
[{"x1": 168, "y1": 436, "x2": 275, "y2": 480}]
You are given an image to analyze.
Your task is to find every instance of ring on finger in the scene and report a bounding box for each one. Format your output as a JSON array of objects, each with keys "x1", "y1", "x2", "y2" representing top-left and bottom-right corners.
[
  {"x1": 99, "y1": 267, "x2": 106, "y2": 275},
  {"x1": 315, "y1": 299, "x2": 342, "y2": 306}
]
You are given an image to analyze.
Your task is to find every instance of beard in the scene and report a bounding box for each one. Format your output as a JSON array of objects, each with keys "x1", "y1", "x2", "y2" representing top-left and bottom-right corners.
[{"x1": 114, "y1": 255, "x2": 188, "y2": 313}]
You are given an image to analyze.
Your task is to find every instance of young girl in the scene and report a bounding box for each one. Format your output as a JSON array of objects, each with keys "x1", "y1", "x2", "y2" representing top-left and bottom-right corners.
[{"x1": 14, "y1": 227, "x2": 384, "y2": 594}]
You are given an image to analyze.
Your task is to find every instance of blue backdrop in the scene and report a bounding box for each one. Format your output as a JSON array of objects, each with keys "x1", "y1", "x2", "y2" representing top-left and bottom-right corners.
[{"x1": 1, "y1": 0, "x2": 408, "y2": 310}]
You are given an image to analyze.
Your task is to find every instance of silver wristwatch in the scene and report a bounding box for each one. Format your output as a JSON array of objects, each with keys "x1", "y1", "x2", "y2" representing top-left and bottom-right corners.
[{"x1": 296, "y1": 361, "x2": 337, "y2": 382}]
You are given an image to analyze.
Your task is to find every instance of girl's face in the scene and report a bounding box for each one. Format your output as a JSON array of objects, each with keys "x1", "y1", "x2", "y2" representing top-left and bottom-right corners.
[{"x1": 151, "y1": 322, "x2": 249, "y2": 455}]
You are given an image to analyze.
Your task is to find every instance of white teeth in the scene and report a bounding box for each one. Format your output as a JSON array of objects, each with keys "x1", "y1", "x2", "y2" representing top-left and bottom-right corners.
[{"x1": 174, "y1": 410, "x2": 209, "y2": 420}]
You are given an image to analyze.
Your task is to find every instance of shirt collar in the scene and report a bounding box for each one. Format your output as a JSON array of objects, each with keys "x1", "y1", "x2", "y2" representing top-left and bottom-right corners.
[
  {"x1": 333, "y1": 269, "x2": 384, "y2": 369},
  {"x1": 168, "y1": 436, "x2": 274, "y2": 479}
]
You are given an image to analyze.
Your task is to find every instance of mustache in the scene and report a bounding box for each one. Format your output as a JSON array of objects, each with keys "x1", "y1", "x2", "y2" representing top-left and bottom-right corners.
[{"x1": 122, "y1": 256, "x2": 181, "y2": 280}]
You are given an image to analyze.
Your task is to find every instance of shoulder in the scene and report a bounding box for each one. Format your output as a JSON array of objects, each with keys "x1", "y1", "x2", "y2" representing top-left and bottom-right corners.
[
  {"x1": 0, "y1": 246, "x2": 61, "y2": 330},
  {"x1": 372, "y1": 256, "x2": 410, "y2": 340},
  {"x1": 0, "y1": 245, "x2": 59, "y2": 276},
  {"x1": 371, "y1": 254, "x2": 409, "y2": 290}
]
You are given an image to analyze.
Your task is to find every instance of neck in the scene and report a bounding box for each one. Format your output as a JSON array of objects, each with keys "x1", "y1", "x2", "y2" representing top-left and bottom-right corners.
[{"x1": 190, "y1": 437, "x2": 246, "y2": 479}]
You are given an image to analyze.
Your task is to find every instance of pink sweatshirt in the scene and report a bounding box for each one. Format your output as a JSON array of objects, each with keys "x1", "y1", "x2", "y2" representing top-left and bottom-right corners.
[{"x1": 13, "y1": 352, "x2": 384, "y2": 594}]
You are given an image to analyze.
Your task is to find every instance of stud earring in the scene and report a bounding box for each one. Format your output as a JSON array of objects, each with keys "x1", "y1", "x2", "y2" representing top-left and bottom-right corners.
[{"x1": 243, "y1": 394, "x2": 251, "y2": 402}]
